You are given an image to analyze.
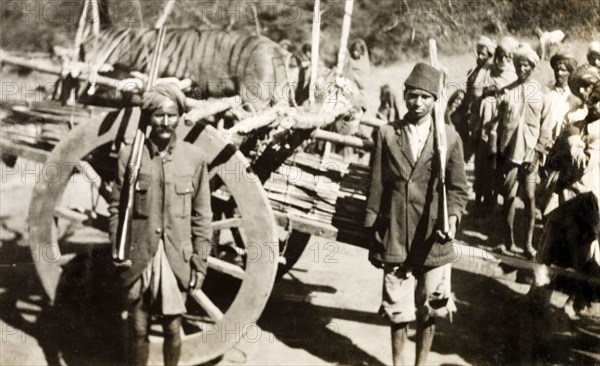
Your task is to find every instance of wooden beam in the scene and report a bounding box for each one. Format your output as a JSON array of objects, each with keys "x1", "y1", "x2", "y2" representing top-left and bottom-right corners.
[
  {"x1": 207, "y1": 256, "x2": 245, "y2": 280},
  {"x1": 273, "y1": 211, "x2": 337, "y2": 239},
  {"x1": 210, "y1": 217, "x2": 243, "y2": 231},
  {"x1": 312, "y1": 129, "x2": 373, "y2": 150},
  {"x1": 189, "y1": 289, "x2": 225, "y2": 322},
  {"x1": 0, "y1": 136, "x2": 49, "y2": 162},
  {"x1": 360, "y1": 115, "x2": 386, "y2": 128}
]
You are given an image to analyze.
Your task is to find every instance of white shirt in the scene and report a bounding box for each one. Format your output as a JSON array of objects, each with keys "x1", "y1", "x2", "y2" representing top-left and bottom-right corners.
[{"x1": 407, "y1": 116, "x2": 432, "y2": 160}]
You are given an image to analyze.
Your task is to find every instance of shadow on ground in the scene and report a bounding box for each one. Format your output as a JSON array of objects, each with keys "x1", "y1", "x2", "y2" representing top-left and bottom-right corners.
[
  {"x1": 0, "y1": 221, "x2": 128, "y2": 365},
  {"x1": 457, "y1": 200, "x2": 545, "y2": 251},
  {"x1": 259, "y1": 275, "x2": 387, "y2": 366},
  {"x1": 434, "y1": 268, "x2": 599, "y2": 366}
]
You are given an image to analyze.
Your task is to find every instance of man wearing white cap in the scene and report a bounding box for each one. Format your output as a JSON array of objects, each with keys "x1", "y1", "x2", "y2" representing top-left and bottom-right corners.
[
  {"x1": 462, "y1": 36, "x2": 496, "y2": 160},
  {"x1": 492, "y1": 43, "x2": 543, "y2": 257},
  {"x1": 365, "y1": 63, "x2": 468, "y2": 365},
  {"x1": 587, "y1": 41, "x2": 600, "y2": 69},
  {"x1": 471, "y1": 36, "x2": 519, "y2": 212},
  {"x1": 537, "y1": 52, "x2": 579, "y2": 163}
]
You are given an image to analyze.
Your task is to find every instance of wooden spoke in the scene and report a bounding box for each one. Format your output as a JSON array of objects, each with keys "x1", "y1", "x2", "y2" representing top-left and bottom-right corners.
[
  {"x1": 190, "y1": 289, "x2": 224, "y2": 322},
  {"x1": 54, "y1": 206, "x2": 109, "y2": 232},
  {"x1": 28, "y1": 110, "x2": 278, "y2": 365},
  {"x1": 54, "y1": 207, "x2": 87, "y2": 223},
  {"x1": 207, "y1": 256, "x2": 244, "y2": 280},
  {"x1": 210, "y1": 217, "x2": 242, "y2": 231},
  {"x1": 76, "y1": 161, "x2": 101, "y2": 189}
]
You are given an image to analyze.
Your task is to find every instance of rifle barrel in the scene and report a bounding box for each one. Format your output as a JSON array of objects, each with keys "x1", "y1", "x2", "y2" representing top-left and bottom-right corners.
[{"x1": 114, "y1": 13, "x2": 173, "y2": 263}]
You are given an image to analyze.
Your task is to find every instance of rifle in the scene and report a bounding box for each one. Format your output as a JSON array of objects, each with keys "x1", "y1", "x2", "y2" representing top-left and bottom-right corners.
[
  {"x1": 428, "y1": 39, "x2": 450, "y2": 235},
  {"x1": 113, "y1": 2, "x2": 175, "y2": 264}
]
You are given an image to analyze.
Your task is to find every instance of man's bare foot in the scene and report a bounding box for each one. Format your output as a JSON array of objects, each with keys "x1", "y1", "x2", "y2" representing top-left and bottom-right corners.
[
  {"x1": 525, "y1": 243, "x2": 537, "y2": 259},
  {"x1": 493, "y1": 244, "x2": 510, "y2": 255},
  {"x1": 509, "y1": 245, "x2": 525, "y2": 255}
]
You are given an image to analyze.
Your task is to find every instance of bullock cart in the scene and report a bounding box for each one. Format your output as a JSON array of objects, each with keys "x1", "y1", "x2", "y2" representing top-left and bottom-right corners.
[{"x1": 0, "y1": 18, "x2": 376, "y2": 362}]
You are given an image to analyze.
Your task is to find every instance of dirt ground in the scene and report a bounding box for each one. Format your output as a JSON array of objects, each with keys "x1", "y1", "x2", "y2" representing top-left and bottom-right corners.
[{"x1": 0, "y1": 158, "x2": 599, "y2": 366}]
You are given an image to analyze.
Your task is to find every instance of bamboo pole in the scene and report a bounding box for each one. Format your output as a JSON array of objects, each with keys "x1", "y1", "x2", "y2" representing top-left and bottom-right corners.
[
  {"x1": 360, "y1": 115, "x2": 386, "y2": 127},
  {"x1": 227, "y1": 105, "x2": 284, "y2": 135},
  {"x1": 0, "y1": 51, "x2": 193, "y2": 94},
  {"x1": 334, "y1": 0, "x2": 354, "y2": 77},
  {"x1": 155, "y1": 0, "x2": 177, "y2": 29},
  {"x1": 308, "y1": 0, "x2": 321, "y2": 105},
  {"x1": 312, "y1": 129, "x2": 373, "y2": 150},
  {"x1": 251, "y1": 3, "x2": 261, "y2": 35},
  {"x1": 185, "y1": 96, "x2": 241, "y2": 124},
  {"x1": 73, "y1": 0, "x2": 90, "y2": 59}
]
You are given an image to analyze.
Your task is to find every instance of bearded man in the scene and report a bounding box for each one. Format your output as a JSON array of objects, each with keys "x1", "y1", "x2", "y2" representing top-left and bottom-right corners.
[{"x1": 109, "y1": 83, "x2": 212, "y2": 366}]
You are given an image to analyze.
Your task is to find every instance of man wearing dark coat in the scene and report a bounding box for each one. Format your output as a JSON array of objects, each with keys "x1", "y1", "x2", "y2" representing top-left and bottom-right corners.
[
  {"x1": 109, "y1": 83, "x2": 213, "y2": 366},
  {"x1": 365, "y1": 63, "x2": 469, "y2": 366}
]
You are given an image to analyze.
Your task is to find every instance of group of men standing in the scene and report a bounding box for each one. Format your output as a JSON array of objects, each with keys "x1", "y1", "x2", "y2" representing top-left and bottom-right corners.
[
  {"x1": 457, "y1": 35, "x2": 600, "y2": 318},
  {"x1": 365, "y1": 36, "x2": 600, "y2": 365},
  {"x1": 103, "y1": 32, "x2": 600, "y2": 366},
  {"x1": 459, "y1": 36, "x2": 600, "y2": 261}
]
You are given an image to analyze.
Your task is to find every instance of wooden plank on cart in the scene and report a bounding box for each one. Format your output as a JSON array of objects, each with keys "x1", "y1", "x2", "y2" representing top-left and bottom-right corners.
[
  {"x1": 273, "y1": 211, "x2": 338, "y2": 239},
  {"x1": 0, "y1": 136, "x2": 49, "y2": 162}
]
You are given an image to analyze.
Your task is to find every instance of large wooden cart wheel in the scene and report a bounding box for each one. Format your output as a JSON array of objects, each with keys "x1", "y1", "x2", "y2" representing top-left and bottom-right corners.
[{"x1": 28, "y1": 108, "x2": 279, "y2": 364}]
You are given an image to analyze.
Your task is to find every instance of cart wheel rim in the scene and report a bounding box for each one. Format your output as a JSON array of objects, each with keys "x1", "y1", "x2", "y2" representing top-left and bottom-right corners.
[{"x1": 28, "y1": 107, "x2": 278, "y2": 364}]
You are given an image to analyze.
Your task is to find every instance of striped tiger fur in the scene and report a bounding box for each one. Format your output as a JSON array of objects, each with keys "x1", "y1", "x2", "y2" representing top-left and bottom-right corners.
[{"x1": 83, "y1": 27, "x2": 295, "y2": 109}]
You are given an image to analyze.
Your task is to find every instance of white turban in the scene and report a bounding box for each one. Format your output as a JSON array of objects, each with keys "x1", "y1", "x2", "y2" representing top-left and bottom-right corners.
[
  {"x1": 476, "y1": 36, "x2": 496, "y2": 55},
  {"x1": 514, "y1": 43, "x2": 540, "y2": 67},
  {"x1": 589, "y1": 41, "x2": 600, "y2": 55}
]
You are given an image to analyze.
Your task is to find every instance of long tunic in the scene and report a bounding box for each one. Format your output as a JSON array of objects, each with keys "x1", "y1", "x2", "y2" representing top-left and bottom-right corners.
[
  {"x1": 536, "y1": 85, "x2": 582, "y2": 162},
  {"x1": 470, "y1": 66, "x2": 518, "y2": 143},
  {"x1": 494, "y1": 79, "x2": 543, "y2": 165}
]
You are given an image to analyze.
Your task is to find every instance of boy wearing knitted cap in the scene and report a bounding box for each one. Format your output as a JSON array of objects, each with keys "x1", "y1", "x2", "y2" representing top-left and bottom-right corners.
[
  {"x1": 109, "y1": 83, "x2": 212, "y2": 366},
  {"x1": 491, "y1": 43, "x2": 543, "y2": 257},
  {"x1": 365, "y1": 63, "x2": 468, "y2": 365}
]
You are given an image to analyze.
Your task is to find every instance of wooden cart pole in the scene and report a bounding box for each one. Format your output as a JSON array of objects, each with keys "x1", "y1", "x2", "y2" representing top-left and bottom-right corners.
[
  {"x1": 334, "y1": 0, "x2": 354, "y2": 78},
  {"x1": 308, "y1": 0, "x2": 321, "y2": 106}
]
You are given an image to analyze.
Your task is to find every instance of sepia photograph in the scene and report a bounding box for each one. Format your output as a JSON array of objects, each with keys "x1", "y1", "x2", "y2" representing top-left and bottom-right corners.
[{"x1": 0, "y1": 0, "x2": 599, "y2": 365}]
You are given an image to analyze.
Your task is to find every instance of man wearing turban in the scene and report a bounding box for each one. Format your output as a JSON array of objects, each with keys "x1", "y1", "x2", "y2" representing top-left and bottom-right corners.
[
  {"x1": 470, "y1": 36, "x2": 519, "y2": 213},
  {"x1": 533, "y1": 80, "x2": 600, "y2": 318},
  {"x1": 491, "y1": 43, "x2": 543, "y2": 257},
  {"x1": 587, "y1": 41, "x2": 600, "y2": 69},
  {"x1": 365, "y1": 63, "x2": 468, "y2": 365},
  {"x1": 461, "y1": 36, "x2": 496, "y2": 161},
  {"x1": 537, "y1": 52, "x2": 579, "y2": 163},
  {"x1": 109, "y1": 83, "x2": 212, "y2": 366}
]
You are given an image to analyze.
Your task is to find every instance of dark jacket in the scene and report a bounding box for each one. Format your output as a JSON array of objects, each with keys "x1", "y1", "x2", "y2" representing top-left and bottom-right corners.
[
  {"x1": 364, "y1": 119, "x2": 469, "y2": 266},
  {"x1": 109, "y1": 139, "x2": 213, "y2": 289}
]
